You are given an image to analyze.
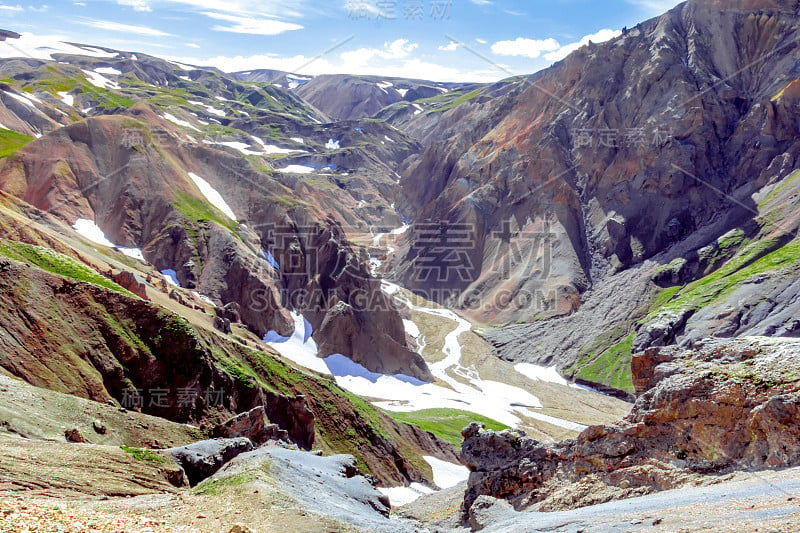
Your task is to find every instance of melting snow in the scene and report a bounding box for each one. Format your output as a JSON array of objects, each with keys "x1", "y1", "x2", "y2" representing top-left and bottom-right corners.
[
  {"x1": 384, "y1": 135, "x2": 395, "y2": 143},
  {"x1": 378, "y1": 484, "x2": 434, "y2": 507},
  {"x1": 187, "y1": 172, "x2": 237, "y2": 220},
  {"x1": 94, "y1": 67, "x2": 122, "y2": 76},
  {"x1": 161, "y1": 269, "x2": 180, "y2": 286},
  {"x1": 514, "y1": 363, "x2": 569, "y2": 386},
  {"x1": 117, "y1": 247, "x2": 145, "y2": 262},
  {"x1": 250, "y1": 136, "x2": 305, "y2": 155},
  {"x1": 396, "y1": 88, "x2": 408, "y2": 98},
  {"x1": 403, "y1": 319, "x2": 420, "y2": 339},
  {"x1": 162, "y1": 113, "x2": 202, "y2": 132},
  {"x1": 81, "y1": 69, "x2": 119, "y2": 90},
  {"x1": 192, "y1": 291, "x2": 216, "y2": 306},
  {"x1": 72, "y1": 219, "x2": 115, "y2": 247},
  {"x1": 57, "y1": 91, "x2": 74, "y2": 106},
  {"x1": 264, "y1": 312, "x2": 331, "y2": 375},
  {"x1": 170, "y1": 61, "x2": 195, "y2": 71},
  {"x1": 424, "y1": 456, "x2": 469, "y2": 489},
  {"x1": 412, "y1": 103, "x2": 423, "y2": 115},
  {"x1": 377, "y1": 81, "x2": 394, "y2": 89},
  {"x1": 325, "y1": 138, "x2": 340, "y2": 150},
  {"x1": 290, "y1": 137, "x2": 304, "y2": 144},
  {"x1": 188, "y1": 100, "x2": 226, "y2": 117},
  {"x1": 3, "y1": 90, "x2": 39, "y2": 109},
  {"x1": 277, "y1": 165, "x2": 315, "y2": 174}
]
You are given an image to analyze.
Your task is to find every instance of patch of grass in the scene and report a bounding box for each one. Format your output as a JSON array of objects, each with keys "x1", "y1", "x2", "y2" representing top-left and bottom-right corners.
[
  {"x1": 0, "y1": 239, "x2": 136, "y2": 298},
  {"x1": 387, "y1": 408, "x2": 509, "y2": 446},
  {"x1": 172, "y1": 190, "x2": 239, "y2": 233},
  {"x1": 0, "y1": 129, "x2": 35, "y2": 158},
  {"x1": 656, "y1": 236, "x2": 800, "y2": 316},
  {"x1": 120, "y1": 445, "x2": 167, "y2": 462},
  {"x1": 194, "y1": 469, "x2": 263, "y2": 495},
  {"x1": 573, "y1": 331, "x2": 636, "y2": 392}
]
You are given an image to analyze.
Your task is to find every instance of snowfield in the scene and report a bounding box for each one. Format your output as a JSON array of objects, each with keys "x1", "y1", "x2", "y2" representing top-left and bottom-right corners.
[
  {"x1": 424, "y1": 456, "x2": 469, "y2": 489},
  {"x1": 162, "y1": 113, "x2": 202, "y2": 132},
  {"x1": 277, "y1": 165, "x2": 315, "y2": 174},
  {"x1": 263, "y1": 312, "x2": 331, "y2": 375},
  {"x1": 187, "y1": 172, "x2": 237, "y2": 220}
]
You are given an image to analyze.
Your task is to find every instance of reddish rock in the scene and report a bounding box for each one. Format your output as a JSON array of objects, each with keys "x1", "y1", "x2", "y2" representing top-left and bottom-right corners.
[{"x1": 111, "y1": 270, "x2": 148, "y2": 300}]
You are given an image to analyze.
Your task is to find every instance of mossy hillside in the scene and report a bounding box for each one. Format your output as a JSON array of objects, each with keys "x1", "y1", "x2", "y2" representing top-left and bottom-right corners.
[
  {"x1": 0, "y1": 130, "x2": 35, "y2": 158},
  {"x1": 0, "y1": 239, "x2": 135, "y2": 297},
  {"x1": 387, "y1": 408, "x2": 509, "y2": 446},
  {"x1": 416, "y1": 88, "x2": 482, "y2": 112},
  {"x1": 652, "y1": 235, "x2": 800, "y2": 317}
]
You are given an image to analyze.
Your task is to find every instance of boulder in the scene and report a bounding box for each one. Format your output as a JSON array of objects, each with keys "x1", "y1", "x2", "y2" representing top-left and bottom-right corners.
[
  {"x1": 111, "y1": 270, "x2": 148, "y2": 300},
  {"x1": 212, "y1": 406, "x2": 290, "y2": 446},
  {"x1": 213, "y1": 316, "x2": 232, "y2": 334},
  {"x1": 165, "y1": 437, "x2": 253, "y2": 485}
]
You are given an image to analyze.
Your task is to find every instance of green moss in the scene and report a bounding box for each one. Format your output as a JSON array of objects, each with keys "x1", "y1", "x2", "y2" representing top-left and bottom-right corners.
[
  {"x1": 172, "y1": 190, "x2": 239, "y2": 233},
  {"x1": 194, "y1": 469, "x2": 264, "y2": 495},
  {"x1": 0, "y1": 239, "x2": 136, "y2": 298},
  {"x1": 656, "y1": 236, "x2": 800, "y2": 316},
  {"x1": 574, "y1": 331, "x2": 635, "y2": 392},
  {"x1": 0, "y1": 129, "x2": 35, "y2": 158},
  {"x1": 120, "y1": 445, "x2": 166, "y2": 462},
  {"x1": 387, "y1": 409, "x2": 509, "y2": 446}
]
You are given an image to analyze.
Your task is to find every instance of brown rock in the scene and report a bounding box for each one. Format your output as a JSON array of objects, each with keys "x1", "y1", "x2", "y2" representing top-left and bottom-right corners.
[
  {"x1": 65, "y1": 428, "x2": 86, "y2": 443},
  {"x1": 211, "y1": 406, "x2": 289, "y2": 446},
  {"x1": 111, "y1": 270, "x2": 148, "y2": 300}
]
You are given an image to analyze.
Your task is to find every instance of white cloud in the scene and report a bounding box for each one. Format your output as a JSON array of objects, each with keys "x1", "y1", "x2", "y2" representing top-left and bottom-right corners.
[
  {"x1": 117, "y1": 0, "x2": 150, "y2": 11},
  {"x1": 544, "y1": 28, "x2": 621, "y2": 61},
  {"x1": 186, "y1": 42, "x2": 201, "y2": 48},
  {"x1": 166, "y1": 38, "x2": 503, "y2": 83},
  {"x1": 438, "y1": 40, "x2": 461, "y2": 52},
  {"x1": 0, "y1": 4, "x2": 23, "y2": 12},
  {"x1": 491, "y1": 37, "x2": 560, "y2": 59},
  {"x1": 340, "y1": 39, "x2": 417, "y2": 68},
  {"x1": 79, "y1": 19, "x2": 172, "y2": 37},
  {"x1": 475, "y1": 38, "x2": 487, "y2": 44},
  {"x1": 201, "y1": 11, "x2": 302, "y2": 35},
  {"x1": 470, "y1": 0, "x2": 492, "y2": 5}
]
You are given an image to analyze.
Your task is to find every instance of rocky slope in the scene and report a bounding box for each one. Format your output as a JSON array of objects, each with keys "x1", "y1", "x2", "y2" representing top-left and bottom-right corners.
[
  {"x1": 375, "y1": 0, "x2": 800, "y2": 397},
  {"x1": 461, "y1": 336, "x2": 800, "y2": 515}
]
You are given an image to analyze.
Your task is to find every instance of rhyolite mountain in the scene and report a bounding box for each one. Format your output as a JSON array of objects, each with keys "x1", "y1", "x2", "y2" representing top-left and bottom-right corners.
[{"x1": 386, "y1": 0, "x2": 800, "y2": 395}]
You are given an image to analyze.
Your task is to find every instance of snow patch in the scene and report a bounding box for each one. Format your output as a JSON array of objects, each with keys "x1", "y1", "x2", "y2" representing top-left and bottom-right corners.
[
  {"x1": 57, "y1": 91, "x2": 74, "y2": 106},
  {"x1": 325, "y1": 138, "x2": 340, "y2": 150},
  {"x1": 264, "y1": 312, "x2": 330, "y2": 375},
  {"x1": 277, "y1": 165, "x2": 315, "y2": 174},
  {"x1": 412, "y1": 103, "x2": 423, "y2": 115},
  {"x1": 94, "y1": 67, "x2": 122, "y2": 76},
  {"x1": 514, "y1": 363, "x2": 569, "y2": 386},
  {"x1": 396, "y1": 88, "x2": 408, "y2": 97},
  {"x1": 192, "y1": 291, "x2": 216, "y2": 306},
  {"x1": 424, "y1": 456, "x2": 469, "y2": 489},
  {"x1": 162, "y1": 113, "x2": 201, "y2": 132},
  {"x1": 290, "y1": 137, "x2": 304, "y2": 144},
  {"x1": 384, "y1": 135, "x2": 395, "y2": 143},
  {"x1": 72, "y1": 219, "x2": 115, "y2": 247},
  {"x1": 161, "y1": 269, "x2": 180, "y2": 287},
  {"x1": 81, "y1": 69, "x2": 119, "y2": 90},
  {"x1": 378, "y1": 484, "x2": 434, "y2": 507},
  {"x1": 3, "y1": 90, "x2": 39, "y2": 109},
  {"x1": 187, "y1": 172, "x2": 236, "y2": 220},
  {"x1": 117, "y1": 247, "x2": 145, "y2": 262}
]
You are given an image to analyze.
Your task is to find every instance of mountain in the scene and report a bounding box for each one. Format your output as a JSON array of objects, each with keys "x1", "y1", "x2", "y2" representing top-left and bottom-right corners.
[
  {"x1": 237, "y1": 70, "x2": 473, "y2": 121},
  {"x1": 391, "y1": 0, "x2": 800, "y2": 394}
]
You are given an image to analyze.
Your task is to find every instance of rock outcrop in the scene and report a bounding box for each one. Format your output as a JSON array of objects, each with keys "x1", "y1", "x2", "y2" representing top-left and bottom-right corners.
[
  {"x1": 166, "y1": 437, "x2": 254, "y2": 485},
  {"x1": 211, "y1": 406, "x2": 290, "y2": 446},
  {"x1": 461, "y1": 337, "x2": 800, "y2": 513}
]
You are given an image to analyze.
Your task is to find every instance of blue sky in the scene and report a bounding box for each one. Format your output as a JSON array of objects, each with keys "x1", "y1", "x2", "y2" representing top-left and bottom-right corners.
[{"x1": 0, "y1": 0, "x2": 683, "y2": 81}]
